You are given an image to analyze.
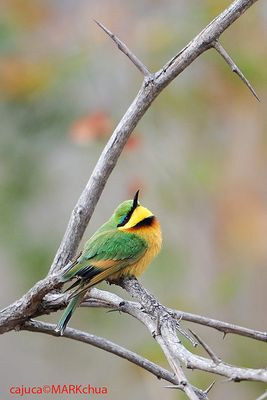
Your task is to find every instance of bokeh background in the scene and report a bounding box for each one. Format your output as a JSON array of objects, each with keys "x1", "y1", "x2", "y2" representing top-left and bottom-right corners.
[{"x1": 1, "y1": 1, "x2": 267, "y2": 399}]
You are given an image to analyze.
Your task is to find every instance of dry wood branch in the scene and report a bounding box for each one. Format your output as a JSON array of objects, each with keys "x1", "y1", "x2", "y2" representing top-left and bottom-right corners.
[
  {"x1": 0, "y1": 273, "x2": 61, "y2": 334},
  {"x1": 1, "y1": 277, "x2": 266, "y2": 389},
  {"x1": 0, "y1": 1, "x2": 263, "y2": 399},
  {"x1": 120, "y1": 277, "x2": 267, "y2": 384},
  {"x1": 170, "y1": 309, "x2": 267, "y2": 343},
  {"x1": 49, "y1": 0, "x2": 259, "y2": 278},
  {"x1": 94, "y1": 20, "x2": 150, "y2": 77},
  {"x1": 188, "y1": 329, "x2": 222, "y2": 364},
  {"x1": 39, "y1": 288, "x2": 267, "y2": 344},
  {"x1": 22, "y1": 319, "x2": 208, "y2": 399},
  {"x1": 22, "y1": 320, "x2": 177, "y2": 385},
  {"x1": 212, "y1": 40, "x2": 260, "y2": 101}
]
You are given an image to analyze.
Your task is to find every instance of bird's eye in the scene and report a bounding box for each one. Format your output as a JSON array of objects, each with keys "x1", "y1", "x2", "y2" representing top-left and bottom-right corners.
[
  {"x1": 118, "y1": 215, "x2": 126, "y2": 226},
  {"x1": 117, "y1": 213, "x2": 130, "y2": 227},
  {"x1": 117, "y1": 200, "x2": 139, "y2": 228}
]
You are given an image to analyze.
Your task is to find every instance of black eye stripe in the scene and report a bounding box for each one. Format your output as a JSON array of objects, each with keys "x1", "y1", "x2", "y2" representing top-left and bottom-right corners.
[
  {"x1": 117, "y1": 203, "x2": 138, "y2": 227},
  {"x1": 133, "y1": 215, "x2": 154, "y2": 228}
]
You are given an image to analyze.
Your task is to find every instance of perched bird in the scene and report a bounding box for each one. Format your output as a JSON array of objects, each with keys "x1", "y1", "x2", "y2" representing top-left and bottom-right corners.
[{"x1": 55, "y1": 190, "x2": 162, "y2": 335}]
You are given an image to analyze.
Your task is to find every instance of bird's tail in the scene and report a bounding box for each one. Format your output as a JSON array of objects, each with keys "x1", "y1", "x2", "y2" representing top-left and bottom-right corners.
[{"x1": 55, "y1": 293, "x2": 83, "y2": 336}]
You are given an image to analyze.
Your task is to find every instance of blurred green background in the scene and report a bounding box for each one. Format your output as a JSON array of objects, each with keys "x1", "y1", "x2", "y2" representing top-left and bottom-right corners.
[{"x1": 1, "y1": 1, "x2": 267, "y2": 399}]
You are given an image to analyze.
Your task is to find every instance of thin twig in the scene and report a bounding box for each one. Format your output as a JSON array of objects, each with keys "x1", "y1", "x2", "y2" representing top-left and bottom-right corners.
[
  {"x1": 94, "y1": 19, "x2": 151, "y2": 77},
  {"x1": 188, "y1": 329, "x2": 221, "y2": 365},
  {"x1": 170, "y1": 309, "x2": 267, "y2": 343},
  {"x1": 213, "y1": 40, "x2": 260, "y2": 101}
]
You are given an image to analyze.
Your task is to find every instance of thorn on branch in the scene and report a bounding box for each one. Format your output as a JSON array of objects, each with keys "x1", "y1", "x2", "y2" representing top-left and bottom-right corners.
[
  {"x1": 164, "y1": 384, "x2": 186, "y2": 390},
  {"x1": 106, "y1": 309, "x2": 122, "y2": 314},
  {"x1": 204, "y1": 380, "x2": 216, "y2": 394},
  {"x1": 171, "y1": 311, "x2": 198, "y2": 346},
  {"x1": 189, "y1": 329, "x2": 221, "y2": 365},
  {"x1": 212, "y1": 40, "x2": 260, "y2": 102},
  {"x1": 176, "y1": 323, "x2": 198, "y2": 347},
  {"x1": 164, "y1": 384, "x2": 209, "y2": 400},
  {"x1": 94, "y1": 19, "x2": 151, "y2": 77}
]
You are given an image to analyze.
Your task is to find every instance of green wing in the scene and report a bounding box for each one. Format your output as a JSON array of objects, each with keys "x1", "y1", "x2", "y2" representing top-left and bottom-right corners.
[
  {"x1": 83, "y1": 228, "x2": 147, "y2": 261},
  {"x1": 62, "y1": 229, "x2": 147, "y2": 295}
]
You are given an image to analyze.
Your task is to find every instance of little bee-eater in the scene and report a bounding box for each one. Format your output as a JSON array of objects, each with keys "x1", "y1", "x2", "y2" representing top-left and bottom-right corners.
[{"x1": 55, "y1": 190, "x2": 162, "y2": 335}]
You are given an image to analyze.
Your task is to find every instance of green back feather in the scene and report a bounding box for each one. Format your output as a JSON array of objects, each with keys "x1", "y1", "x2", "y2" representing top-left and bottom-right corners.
[
  {"x1": 61, "y1": 199, "x2": 145, "y2": 281},
  {"x1": 56, "y1": 198, "x2": 146, "y2": 334}
]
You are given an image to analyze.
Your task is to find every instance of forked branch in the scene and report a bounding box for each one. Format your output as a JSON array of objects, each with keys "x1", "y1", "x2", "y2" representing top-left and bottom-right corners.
[
  {"x1": 0, "y1": 1, "x2": 263, "y2": 399},
  {"x1": 48, "y1": 0, "x2": 259, "y2": 277}
]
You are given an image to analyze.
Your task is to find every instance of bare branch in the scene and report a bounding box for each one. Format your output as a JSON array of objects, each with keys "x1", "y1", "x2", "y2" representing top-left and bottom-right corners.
[
  {"x1": 170, "y1": 309, "x2": 267, "y2": 343},
  {"x1": 159, "y1": 0, "x2": 259, "y2": 79},
  {"x1": 120, "y1": 277, "x2": 267, "y2": 384},
  {"x1": 23, "y1": 319, "x2": 208, "y2": 400},
  {"x1": 82, "y1": 294, "x2": 267, "y2": 343},
  {"x1": 0, "y1": 2, "x2": 263, "y2": 399},
  {"x1": 1, "y1": 273, "x2": 266, "y2": 395},
  {"x1": 48, "y1": 0, "x2": 259, "y2": 277},
  {"x1": 40, "y1": 288, "x2": 267, "y2": 344},
  {"x1": 213, "y1": 40, "x2": 260, "y2": 101},
  {"x1": 156, "y1": 328, "x2": 204, "y2": 400},
  {"x1": 0, "y1": 273, "x2": 61, "y2": 334},
  {"x1": 94, "y1": 19, "x2": 150, "y2": 77},
  {"x1": 22, "y1": 320, "x2": 176, "y2": 385},
  {"x1": 188, "y1": 329, "x2": 222, "y2": 364}
]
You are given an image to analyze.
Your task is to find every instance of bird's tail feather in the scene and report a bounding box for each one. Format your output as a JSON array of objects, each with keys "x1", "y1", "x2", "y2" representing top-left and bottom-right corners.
[{"x1": 55, "y1": 293, "x2": 83, "y2": 336}]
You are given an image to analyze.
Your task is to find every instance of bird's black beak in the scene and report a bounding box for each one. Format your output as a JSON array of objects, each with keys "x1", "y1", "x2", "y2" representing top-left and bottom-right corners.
[{"x1": 132, "y1": 190, "x2": 139, "y2": 209}]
